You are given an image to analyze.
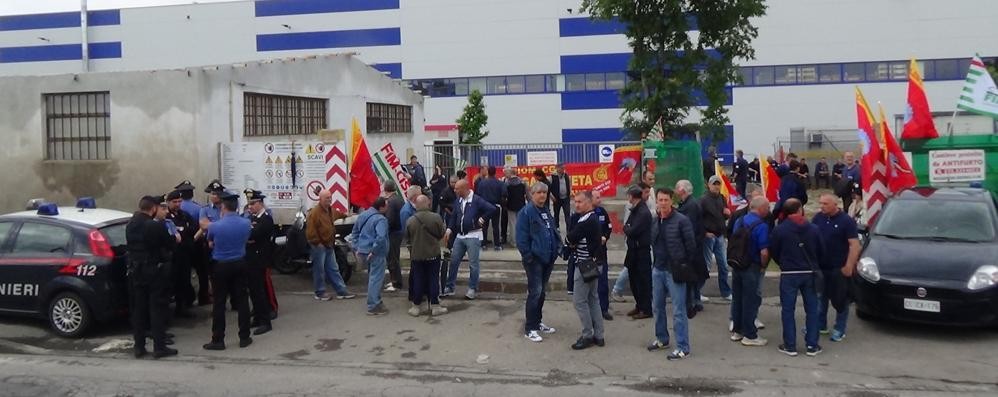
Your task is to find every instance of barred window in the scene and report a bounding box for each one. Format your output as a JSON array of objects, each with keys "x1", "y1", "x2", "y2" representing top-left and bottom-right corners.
[
  {"x1": 44, "y1": 92, "x2": 111, "y2": 161},
  {"x1": 243, "y1": 92, "x2": 327, "y2": 137},
  {"x1": 366, "y1": 102, "x2": 412, "y2": 133}
]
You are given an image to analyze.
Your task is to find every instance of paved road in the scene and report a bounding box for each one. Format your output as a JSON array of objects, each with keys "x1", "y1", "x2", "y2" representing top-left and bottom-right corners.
[{"x1": 1, "y1": 273, "x2": 997, "y2": 396}]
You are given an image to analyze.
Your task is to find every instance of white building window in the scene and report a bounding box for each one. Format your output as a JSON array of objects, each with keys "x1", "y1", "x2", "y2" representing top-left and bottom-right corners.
[
  {"x1": 44, "y1": 92, "x2": 111, "y2": 161},
  {"x1": 243, "y1": 92, "x2": 327, "y2": 137}
]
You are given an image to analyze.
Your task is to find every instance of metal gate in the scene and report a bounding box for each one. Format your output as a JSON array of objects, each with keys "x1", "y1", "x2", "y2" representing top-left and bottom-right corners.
[{"x1": 422, "y1": 141, "x2": 641, "y2": 176}]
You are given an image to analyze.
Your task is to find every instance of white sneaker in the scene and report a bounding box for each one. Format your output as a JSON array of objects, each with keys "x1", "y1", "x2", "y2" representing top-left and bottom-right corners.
[
  {"x1": 728, "y1": 320, "x2": 734, "y2": 332},
  {"x1": 700, "y1": 295, "x2": 710, "y2": 302},
  {"x1": 730, "y1": 332, "x2": 743, "y2": 342},
  {"x1": 741, "y1": 337, "x2": 769, "y2": 347},
  {"x1": 407, "y1": 305, "x2": 421, "y2": 317},
  {"x1": 465, "y1": 289, "x2": 477, "y2": 300},
  {"x1": 539, "y1": 323, "x2": 556, "y2": 334},
  {"x1": 611, "y1": 292, "x2": 626, "y2": 302},
  {"x1": 385, "y1": 284, "x2": 397, "y2": 292},
  {"x1": 755, "y1": 319, "x2": 766, "y2": 329},
  {"x1": 525, "y1": 331, "x2": 543, "y2": 342}
]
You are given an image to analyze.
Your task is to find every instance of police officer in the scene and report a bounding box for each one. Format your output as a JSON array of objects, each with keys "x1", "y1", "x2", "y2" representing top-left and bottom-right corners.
[
  {"x1": 195, "y1": 180, "x2": 225, "y2": 305},
  {"x1": 127, "y1": 195, "x2": 179, "y2": 359},
  {"x1": 166, "y1": 190, "x2": 197, "y2": 318},
  {"x1": 203, "y1": 191, "x2": 254, "y2": 350},
  {"x1": 246, "y1": 190, "x2": 275, "y2": 335}
]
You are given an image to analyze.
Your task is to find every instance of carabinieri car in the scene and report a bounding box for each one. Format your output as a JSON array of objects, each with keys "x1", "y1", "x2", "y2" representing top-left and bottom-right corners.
[{"x1": 0, "y1": 199, "x2": 131, "y2": 337}]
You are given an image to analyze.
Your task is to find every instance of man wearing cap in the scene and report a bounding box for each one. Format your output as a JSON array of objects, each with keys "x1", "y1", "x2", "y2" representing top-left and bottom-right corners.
[
  {"x1": 245, "y1": 190, "x2": 276, "y2": 335},
  {"x1": 702, "y1": 175, "x2": 733, "y2": 302},
  {"x1": 195, "y1": 180, "x2": 226, "y2": 306},
  {"x1": 174, "y1": 180, "x2": 201, "y2": 220},
  {"x1": 203, "y1": 191, "x2": 254, "y2": 350},
  {"x1": 126, "y1": 195, "x2": 179, "y2": 359},
  {"x1": 166, "y1": 190, "x2": 197, "y2": 318}
]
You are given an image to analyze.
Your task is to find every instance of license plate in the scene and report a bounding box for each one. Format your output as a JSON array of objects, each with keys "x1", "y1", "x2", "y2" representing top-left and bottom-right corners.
[{"x1": 903, "y1": 298, "x2": 940, "y2": 313}]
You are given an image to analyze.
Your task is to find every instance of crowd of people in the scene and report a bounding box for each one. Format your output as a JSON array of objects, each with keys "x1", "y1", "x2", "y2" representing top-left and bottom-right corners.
[{"x1": 124, "y1": 151, "x2": 865, "y2": 362}]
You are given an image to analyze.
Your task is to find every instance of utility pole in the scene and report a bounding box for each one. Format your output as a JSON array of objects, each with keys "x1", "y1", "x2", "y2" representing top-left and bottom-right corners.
[{"x1": 80, "y1": 0, "x2": 89, "y2": 72}]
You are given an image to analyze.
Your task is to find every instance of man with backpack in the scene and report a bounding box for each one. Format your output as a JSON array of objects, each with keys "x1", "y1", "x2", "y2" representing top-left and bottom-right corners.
[{"x1": 729, "y1": 196, "x2": 771, "y2": 347}]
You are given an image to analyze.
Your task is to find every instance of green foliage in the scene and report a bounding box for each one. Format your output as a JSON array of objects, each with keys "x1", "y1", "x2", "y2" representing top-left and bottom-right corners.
[
  {"x1": 581, "y1": 0, "x2": 767, "y2": 142},
  {"x1": 456, "y1": 89, "x2": 489, "y2": 145}
]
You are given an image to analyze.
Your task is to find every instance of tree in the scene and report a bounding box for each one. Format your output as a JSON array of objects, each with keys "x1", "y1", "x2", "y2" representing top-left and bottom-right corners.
[
  {"x1": 456, "y1": 89, "x2": 489, "y2": 145},
  {"x1": 581, "y1": 0, "x2": 767, "y2": 142}
]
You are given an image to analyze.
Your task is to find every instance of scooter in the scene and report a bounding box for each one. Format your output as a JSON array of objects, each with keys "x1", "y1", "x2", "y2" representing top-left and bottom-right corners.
[{"x1": 273, "y1": 208, "x2": 355, "y2": 282}]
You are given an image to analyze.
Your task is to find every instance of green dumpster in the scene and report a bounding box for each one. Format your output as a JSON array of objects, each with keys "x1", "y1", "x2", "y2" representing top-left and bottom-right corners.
[{"x1": 903, "y1": 134, "x2": 998, "y2": 191}]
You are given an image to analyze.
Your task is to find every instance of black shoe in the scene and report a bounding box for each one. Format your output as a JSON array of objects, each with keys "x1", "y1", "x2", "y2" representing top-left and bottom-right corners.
[
  {"x1": 594, "y1": 338, "x2": 605, "y2": 347},
  {"x1": 133, "y1": 347, "x2": 148, "y2": 358},
  {"x1": 571, "y1": 337, "x2": 595, "y2": 350},
  {"x1": 165, "y1": 332, "x2": 176, "y2": 339},
  {"x1": 164, "y1": 337, "x2": 175, "y2": 346},
  {"x1": 174, "y1": 309, "x2": 195, "y2": 319},
  {"x1": 602, "y1": 312, "x2": 613, "y2": 321},
  {"x1": 153, "y1": 348, "x2": 178, "y2": 359},
  {"x1": 239, "y1": 337, "x2": 253, "y2": 348},
  {"x1": 202, "y1": 341, "x2": 226, "y2": 351},
  {"x1": 253, "y1": 325, "x2": 272, "y2": 336},
  {"x1": 270, "y1": 311, "x2": 278, "y2": 320},
  {"x1": 250, "y1": 319, "x2": 261, "y2": 328}
]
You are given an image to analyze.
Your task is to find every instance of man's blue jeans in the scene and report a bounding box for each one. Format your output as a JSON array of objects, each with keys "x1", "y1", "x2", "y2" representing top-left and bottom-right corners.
[
  {"x1": 731, "y1": 265, "x2": 763, "y2": 339},
  {"x1": 818, "y1": 269, "x2": 849, "y2": 334},
  {"x1": 446, "y1": 237, "x2": 482, "y2": 292},
  {"x1": 780, "y1": 273, "x2": 820, "y2": 350},
  {"x1": 523, "y1": 258, "x2": 554, "y2": 333},
  {"x1": 613, "y1": 267, "x2": 630, "y2": 295},
  {"x1": 358, "y1": 253, "x2": 386, "y2": 311},
  {"x1": 310, "y1": 245, "x2": 348, "y2": 297},
  {"x1": 651, "y1": 267, "x2": 690, "y2": 353},
  {"x1": 702, "y1": 235, "x2": 732, "y2": 297}
]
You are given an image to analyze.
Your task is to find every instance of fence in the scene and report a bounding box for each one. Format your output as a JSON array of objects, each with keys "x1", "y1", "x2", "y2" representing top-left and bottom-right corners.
[{"x1": 422, "y1": 141, "x2": 642, "y2": 177}]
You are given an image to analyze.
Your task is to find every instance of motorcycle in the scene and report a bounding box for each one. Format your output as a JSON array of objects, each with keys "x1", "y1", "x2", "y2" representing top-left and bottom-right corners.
[{"x1": 272, "y1": 208, "x2": 356, "y2": 282}]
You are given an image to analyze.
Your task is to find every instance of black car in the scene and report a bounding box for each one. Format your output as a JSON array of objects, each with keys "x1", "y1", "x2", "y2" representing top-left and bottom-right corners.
[
  {"x1": 853, "y1": 187, "x2": 998, "y2": 326},
  {"x1": 0, "y1": 202, "x2": 131, "y2": 337}
]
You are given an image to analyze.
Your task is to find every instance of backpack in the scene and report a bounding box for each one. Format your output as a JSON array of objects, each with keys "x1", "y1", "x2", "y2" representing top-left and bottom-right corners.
[{"x1": 727, "y1": 217, "x2": 764, "y2": 270}]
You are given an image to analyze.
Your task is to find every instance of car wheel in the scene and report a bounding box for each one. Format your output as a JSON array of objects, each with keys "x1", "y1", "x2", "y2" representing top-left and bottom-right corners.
[
  {"x1": 48, "y1": 291, "x2": 92, "y2": 338},
  {"x1": 272, "y1": 245, "x2": 301, "y2": 275},
  {"x1": 336, "y1": 248, "x2": 352, "y2": 283}
]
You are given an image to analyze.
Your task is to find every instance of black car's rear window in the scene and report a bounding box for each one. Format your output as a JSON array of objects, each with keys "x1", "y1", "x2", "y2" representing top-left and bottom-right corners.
[
  {"x1": 875, "y1": 199, "x2": 997, "y2": 242},
  {"x1": 100, "y1": 222, "x2": 128, "y2": 247}
]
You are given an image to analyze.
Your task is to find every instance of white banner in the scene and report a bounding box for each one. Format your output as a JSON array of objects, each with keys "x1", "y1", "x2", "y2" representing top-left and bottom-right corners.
[
  {"x1": 221, "y1": 141, "x2": 327, "y2": 209},
  {"x1": 527, "y1": 151, "x2": 558, "y2": 166},
  {"x1": 929, "y1": 149, "x2": 986, "y2": 183}
]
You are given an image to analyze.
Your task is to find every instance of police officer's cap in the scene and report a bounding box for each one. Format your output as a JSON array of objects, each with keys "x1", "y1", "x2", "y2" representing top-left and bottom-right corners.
[
  {"x1": 166, "y1": 190, "x2": 183, "y2": 201},
  {"x1": 247, "y1": 190, "x2": 266, "y2": 202},
  {"x1": 174, "y1": 180, "x2": 196, "y2": 191},
  {"x1": 205, "y1": 179, "x2": 226, "y2": 194}
]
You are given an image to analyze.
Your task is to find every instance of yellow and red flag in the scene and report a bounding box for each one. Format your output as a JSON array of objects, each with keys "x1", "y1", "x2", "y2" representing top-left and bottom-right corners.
[
  {"x1": 901, "y1": 58, "x2": 939, "y2": 140},
  {"x1": 349, "y1": 118, "x2": 380, "y2": 209},
  {"x1": 879, "y1": 103, "x2": 918, "y2": 193},
  {"x1": 714, "y1": 160, "x2": 745, "y2": 209},
  {"x1": 856, "y1": 87, "x2": 889, "y2": 222},
  {"x1": 759, "y1": 155, "x2": 780, "y2": 202}
]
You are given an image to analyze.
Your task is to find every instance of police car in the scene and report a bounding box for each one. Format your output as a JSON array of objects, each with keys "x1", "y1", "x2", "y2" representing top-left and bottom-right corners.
[{"x1": 0, "y1": 198, "x2": 131, "y2": 337}]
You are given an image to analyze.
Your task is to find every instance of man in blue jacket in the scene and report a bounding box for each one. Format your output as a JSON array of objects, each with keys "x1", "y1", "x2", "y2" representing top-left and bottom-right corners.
[
  {"x1": 770, "y1": 198, "x2": 825, "y2": 357},
  {"x1": 774, "y1": 160, "x2": 808, "y2": 218},
  {"x1": 443, "y1": 179, "x2": 497, "y2": 300},
  {"x1": 476, "y1": 166, "x2": 506, "y2": 250},
  {"x1": 517, "y1": 182, "x2": 562, "y2": 343},
  {"x1": 351, "y1": 197, "x2": 391, "y2": 315}
]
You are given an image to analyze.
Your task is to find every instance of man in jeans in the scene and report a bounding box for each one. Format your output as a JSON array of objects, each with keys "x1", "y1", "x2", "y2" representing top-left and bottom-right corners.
[
  {"x1": 405, "y1": 195, "x2": 448, "y2": 317},
  {"x1": 443, "y1": 179, "x2": 496, "y2": 300},
  {"x1": 305, "y1": 191, "x2": 356, "y2": 301},
  {"x1": 647, "y1": 188, "x2": 697, "y2": 361},
  {"x1": 701, "y1": 175, "x2": 733, "y2": 301},
  {"x1": 550, "y1": 164, "x2": 572, "y2": 229},
  {"x1": 730, "y1": 196, "x2": 770, "y2": 347},
  {"x1": 516, "y1": 182, "x2": 561, "y2": 342},
  {"x1": 812, "y1": 193, "x2": 860, "y2": 342},
  {"x1": 383, "y1": 182, "x2": 406, "y2": 292},
  {"x1": 351, "y1": 197, "x2": 391, "y2": 315},
  {"x1": 770, "y1": 198, "x2": 825, "y2": 357}
]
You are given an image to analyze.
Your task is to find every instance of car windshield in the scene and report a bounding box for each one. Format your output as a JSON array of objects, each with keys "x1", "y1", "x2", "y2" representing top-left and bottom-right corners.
[
  {"x1": 100, "y1": 222, "x2": 128, "y2": 247},
  {"x1": 874, "y1": 199, "x2": 997, "y2": 242}
]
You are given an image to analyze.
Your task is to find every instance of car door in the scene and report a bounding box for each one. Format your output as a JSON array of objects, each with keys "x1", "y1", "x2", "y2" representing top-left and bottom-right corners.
[
  {"x1": 1, "y1": 221, "x2": 74, "y2": 312},
  {"x1": 0, "y1": 221, "x2": 17, "y2": 311}
]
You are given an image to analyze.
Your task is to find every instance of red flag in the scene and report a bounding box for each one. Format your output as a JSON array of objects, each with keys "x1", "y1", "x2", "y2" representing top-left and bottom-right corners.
[
  {"x1": 759, "y1": 154, "x2": 780, "y2": 202},
  {"x1": 856, "y1": 88, "x2": 888, "y2": 223},
  {"x1": 611, "y1": 145, "x2": 642, "y2": 188},
  {"x1": 901, "y1": 59, "x2": 939, "y2": 140},
  {"x1": 879, "y1": 103, "x2": 918, "y2": 192},
  {"x1": 715, "y1": 160, "x2": 744, "y2": 209},
  {"x1": 348, "y1": 118, "x2": 380, "y2": 209}
]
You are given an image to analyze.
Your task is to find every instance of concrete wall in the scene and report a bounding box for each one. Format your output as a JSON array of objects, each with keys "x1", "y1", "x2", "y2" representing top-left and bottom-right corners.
[{"x1": 0, "y1": 54, "x2": 425, "y2": 213}]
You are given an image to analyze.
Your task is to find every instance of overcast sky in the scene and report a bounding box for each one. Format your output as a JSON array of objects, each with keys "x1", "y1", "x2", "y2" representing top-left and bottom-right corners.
[{"x1": 0, "y1": 0, "x2": 237, "y2": 16}]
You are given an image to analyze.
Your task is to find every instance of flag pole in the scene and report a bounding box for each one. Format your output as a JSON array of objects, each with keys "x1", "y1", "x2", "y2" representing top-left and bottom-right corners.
[{"x1": 946, "y1": 110, "x2": 958, "y2": 137}]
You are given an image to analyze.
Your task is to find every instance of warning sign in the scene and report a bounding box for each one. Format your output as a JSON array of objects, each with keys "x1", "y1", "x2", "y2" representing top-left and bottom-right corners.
[
  {"x1": 305, "y1": 180, "x2": 325, "y2": 201},
  {"x1": 221, "y1": 141, "x2": 329, "y2": 210},
  {"x1": 929, "y1": 149, "x2": 986, "y2": 183}
]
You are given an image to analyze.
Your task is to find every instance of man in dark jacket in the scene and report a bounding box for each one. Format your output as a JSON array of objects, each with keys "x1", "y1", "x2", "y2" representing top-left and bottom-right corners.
[
  {"x1": 406, "y1": 155, "x2": 428, "y2": 188},
  {"x1": 165, "y1": 190, "x2": 197, "y2": 319},
  {"x1": 406, "y1": 195, "x2": 448, "y2": 317},
  {"x1": 383, "y1": 182, "x2": 406, "y2": 291},
  {"x1": 647, "y1": 188, "x2": 697, "y2": 360},
  {"x1": 245, "y1": 191, "x2": 275, "y2": 336},
  {"x1": 476, "y1": 166, "x2": 505, "y2": 250},
  {"x1": 702, "y1": 146, "x2": 718, "y2": 182},
  {"x1": 623, "y1": 185, "x2": 653, "y2": 319},
  {"x1": 567, "y1": 191, "x2": 605, "y2": 350},
  {"x1": 504, "y1": 168, "x2": 527, "y2": 248},
  {"x1": 127, "y1": 195, "x2": 179, "y2": 359},
  {"x1": 701, "y1": 176, "x2": 732, "y2": 301},
  {"x1": 732, "y1": 150, "x2": 750, "y2": 197},
  {"x1": 440, "y1": 175, "x2": 458, "y2": 222},
  {"x1": 815, "y1": 158, "x2": 830, "y2": 189},
  {"x1": 550, "y1": 164, "x2": 572, "y2": 228},
  {"x1": 770, "y1": 198, "x2": 825, "y2": 357},
  {"x1": 674, "y1": 180, "x2": 707, "y2": 316},
  {"x1": 774, "y1": 160, "x2": 808, "y2": 218},
  {"x1": 443, "y1": 179, "x2": 497, "y2": 300},
  {"x1": 517, "y1": 182, "x2": 561, "y2": 343}
]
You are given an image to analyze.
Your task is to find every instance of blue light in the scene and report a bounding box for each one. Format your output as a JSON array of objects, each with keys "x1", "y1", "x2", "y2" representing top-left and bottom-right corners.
[
  {"x1": 76, "y1": 197, "x2": 97, "y2": 209},
  {"x1": 37, "y1": 203, "x2": 59, "y2": 216}
]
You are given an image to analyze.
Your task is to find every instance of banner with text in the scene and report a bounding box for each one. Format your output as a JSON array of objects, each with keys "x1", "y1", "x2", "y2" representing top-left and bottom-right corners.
[
  {"x1": 466, "y1": 163, "x2": 614, "y2": 196},
  {"x1": 372, "y1": 142, "x2": 411, "y2": 192}
]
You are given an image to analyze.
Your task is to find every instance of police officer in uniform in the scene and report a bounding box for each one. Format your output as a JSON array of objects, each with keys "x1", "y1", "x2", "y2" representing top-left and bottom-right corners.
[
  {"x1": 127, "y1": 195, "x2": 179, "y2": 359},
  {"x1": 196, "y1": 180, "x2": 226, "y2": 305},
  {"x1": 203, "y1": 191, "x2": 254, "y2": 350},
  {"x1": 245, "y1": 190, "x2": 275, "y2": 335},
  {"x1": 166, "y1": 190, "x2": 197, "y2": 318}
]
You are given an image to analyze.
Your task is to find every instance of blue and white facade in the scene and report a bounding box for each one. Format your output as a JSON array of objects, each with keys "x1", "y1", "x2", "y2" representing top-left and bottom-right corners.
[{"x1": 2, "y1": 0, "x2": 997, "y2": 159}]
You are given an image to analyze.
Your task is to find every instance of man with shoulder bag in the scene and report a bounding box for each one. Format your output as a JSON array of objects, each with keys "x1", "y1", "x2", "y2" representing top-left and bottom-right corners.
[
  {"x1": 566, "y1": 191, "x2": 605, "y2": 350},
  {"x1": 647, "y1": 188, "x2": 697, "y2": 361},
  {"x1": 770, "y1": 198, "x2": 826, "y2": 357}
]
